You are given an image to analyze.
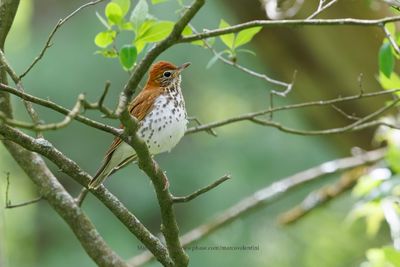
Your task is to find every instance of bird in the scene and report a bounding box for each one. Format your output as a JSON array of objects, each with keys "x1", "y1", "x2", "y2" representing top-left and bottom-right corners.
[{"x1": 88, "y1": 61, "x2": 190, "y2": 189}]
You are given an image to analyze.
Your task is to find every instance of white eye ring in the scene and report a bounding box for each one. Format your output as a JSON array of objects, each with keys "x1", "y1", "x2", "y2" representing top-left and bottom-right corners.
[{"x1": 163, "y1": 71, "x2": 172, "y2": 78}]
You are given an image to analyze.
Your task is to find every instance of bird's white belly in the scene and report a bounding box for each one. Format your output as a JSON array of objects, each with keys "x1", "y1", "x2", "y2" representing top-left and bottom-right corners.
[{"x1": 138, "y1": 94, "x2": 187, "y2": 154}]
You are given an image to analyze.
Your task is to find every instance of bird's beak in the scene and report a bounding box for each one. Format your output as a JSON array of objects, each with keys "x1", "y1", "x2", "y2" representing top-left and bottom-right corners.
[{"x1": 177, "y1": 62, "x2": 191, "y2": 72}]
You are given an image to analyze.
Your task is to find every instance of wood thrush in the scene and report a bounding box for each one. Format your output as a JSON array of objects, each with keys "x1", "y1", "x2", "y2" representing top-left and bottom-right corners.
[{"x1": 88, "y1": 61, "x2": 190, "y2": 189}]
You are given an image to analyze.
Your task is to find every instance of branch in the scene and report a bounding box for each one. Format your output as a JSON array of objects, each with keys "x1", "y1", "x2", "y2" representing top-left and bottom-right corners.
[
  {"x1": 0, "y1": 82, "x2": 121, "y2": 136},
  {"x1": 2, "y1": 139, "x2": 128, "y2": 266},
  {"x1": 0, "y1": 125, "x2": 173, "y2": 267},
  {"x1": 185, "y1": 89, "x2": 400, "y2": 135},
  {"x1": 0, "y1": 49, "x2": 42, "y2": 136},
  {"x1": 249, "y1": 97, "x2": 400, "y2": 135},
  {"x1": 172, "y1": 175, "x2": 231, "y2": 203},
  {"x1": 0, "y1": 93, "x2": 85, "y2": 131},
  {"x1": 129, "y1": 148, "x2": 386, "y2": 266},
  {"x1": 19, "y1": 0, "x2": 105, "y2": 79},
  {"x1": 278, "y1": 166, "x2": 369, "y2": 225},
  {"x1": 180, "y1": 16, "x2": 400, "y2": 43}
]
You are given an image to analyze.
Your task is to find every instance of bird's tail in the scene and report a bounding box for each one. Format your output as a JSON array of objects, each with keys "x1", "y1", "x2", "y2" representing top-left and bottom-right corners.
[
  {"x1": 88, "y1": 154, "x2": 137, "y2": 190},
  {"x1": 88, "y1": 160, "x2": 112, "y2": 190}
]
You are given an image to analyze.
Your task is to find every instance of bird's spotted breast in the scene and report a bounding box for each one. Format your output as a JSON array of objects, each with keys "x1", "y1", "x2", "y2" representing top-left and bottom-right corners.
[{"x1": 138, "y1": 90, "x2": 187, "y2": 154}]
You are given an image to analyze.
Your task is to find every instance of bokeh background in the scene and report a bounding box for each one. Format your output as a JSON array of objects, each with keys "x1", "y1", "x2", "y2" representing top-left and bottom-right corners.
[{"x1": 0, "y1": 0, "x2": 395, "y2": 266}]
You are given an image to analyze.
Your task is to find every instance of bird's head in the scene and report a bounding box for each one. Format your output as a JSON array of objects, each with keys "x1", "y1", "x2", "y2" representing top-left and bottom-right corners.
[{"x1": 146, "y1": 61, "x2": 191, "y2": 88}]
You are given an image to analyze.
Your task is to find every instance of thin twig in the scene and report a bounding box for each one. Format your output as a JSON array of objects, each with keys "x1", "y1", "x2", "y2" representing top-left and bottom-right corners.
[
  {"x1": 0, "y1": 94, "x2": 85, "y2": 131},
  {"x1": 19, "y1": 0, "x2": 105, "y2": 78},
  {"x1": 4, "y1": 171, "x2": 43, "y2": 208},
  {"x1": 307, "y1": 0, "x2": 340, "y2": 20},
  {"x1": 250, "y1": 98, "x2": 400, "y2": 135},
  {"x1": 0, "y1": 50, "x2": 42, "y2": 136},
  {"x1": 172, "y1": 175, "x2": 231, "y2": 203},
  {"x1": 331, "y1": 104, "x2": 361, "y2": 120},
  {"x1": 129, "y1": 148, "x2": 386, "y2": 266},
  {"x1": 188, "y1": 116, "x2": 217, "y2": 137},
  {"x1": 0, "y1": 82, "x2": 121, "y2": 136},
  {"x1": 382, "y1": 25, "x2": 400, "y2": 55},
  {"x1": 190, "y1": 24, "x2": 294, "y2": 92},
  {"x1": 82, "y1": 81, "x2": 116, "y2": 118},
  {"x1": 185, "y1": 89, "x2": 400, "y2": 135},
  {"x1": 278, "y1": 166, "x2": 369, "y2": 225}
]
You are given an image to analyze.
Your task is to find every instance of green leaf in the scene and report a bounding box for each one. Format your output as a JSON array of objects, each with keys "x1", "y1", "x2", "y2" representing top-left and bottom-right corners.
[
  {"x1": 387, "y1": 23, "x2": 397, "y2": 38},
  {"x1": 112, "y1": 0, "x2": 130, "y2": 16},
  {"x1": 237, "y1": 48, "x2": 256, "y2": 56},
  {"x1": 130, "y1": 0, "x2": 148, "y2": 33},
  {"x1": 105, "y1": 2, "x2": 123, "y2": 25},
  {"x1": 136, "y1": 21, "x2": 174, "y2": 43},
  {"x1": 121, "y1": 22, "x2": 134, "y2": 31},
  {"x1": 348, "y1": 202, "x2": 384, "y2": 237},
  {"x1": 119, "y1": 44, "x2": 137, "y2": 70},
  {"x1": 151, "y1": 0, "x2": 169, "y2": 4},
  {"x1": 352, "y1": 174, "x2": 383, "y2": 197},
  {"x1": 219, "y1": 19, "x2": 234, "y2": 49},
  {"x1": 95, "y1": 49, "x2": 118, "y2": 58},
  {"x1": 234, "y1": 26, "x2": 262, "y2": 48},
  {"x1": 182, "y1": 25, "x2": 192, "y2": 36},
  {"x1": 383, "y1": 246, "x2": 400, "y2": 265},
  {"x1": 96, "y1": 12, "x2": 110, "y2": 29},
  {"x1": 379, "y1": 41, "x2": 395, "y2": 78},
  {"x1": 192, "y1": 37, "x2": 215, "y2": 47},
  {"x1": 378, "y1": 71, "x2": 400, "y2": 91},
  {"x1": 94, "y1": 31, "x2": 116, "y2": 48},
  {"x1": 386, "y1": 146, "x2": 400, "y2": 174}
]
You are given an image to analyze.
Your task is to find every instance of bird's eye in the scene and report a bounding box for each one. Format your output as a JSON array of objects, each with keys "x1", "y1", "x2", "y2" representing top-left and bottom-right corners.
[{"x1": 163, "y1": 71, "x2": 172, "y2": 78}]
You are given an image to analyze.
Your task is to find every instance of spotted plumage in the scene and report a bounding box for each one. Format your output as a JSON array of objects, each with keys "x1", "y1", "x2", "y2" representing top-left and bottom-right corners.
[{"x1": 88, "y1": 61, "x2": 190, "y2": 189}]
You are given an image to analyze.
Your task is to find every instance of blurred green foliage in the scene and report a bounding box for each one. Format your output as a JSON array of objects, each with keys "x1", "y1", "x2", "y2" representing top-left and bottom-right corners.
[{"x1": 0, "y1": 1, "x2": 397, "y2": 267}]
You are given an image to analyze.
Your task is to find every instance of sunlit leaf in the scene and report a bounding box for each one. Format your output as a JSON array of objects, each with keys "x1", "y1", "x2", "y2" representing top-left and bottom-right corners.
[
  {"x1": 94, "y1": 31, "x2": 116, "y2": 48},
  {"x1": 105, "y1": 2, "x2": 123, "y2": 25},
  {"x1": 219, "y1": 19, "x2": 234, "y2": 49},
  {"x1": 386, "y1": 146, "x2": 400, "y2": 174},
  {"x1": 378, "y1": 71, "x2": 400, "y2": 92},
  {"x1": 130, "y1": 0, "x2": 148, "y2": 33},
  {"x1": 112, "y1": 0, "x2": 130, "y2": 16},
  {"x1": 182, "y1": 25, "x2": 192, "y2": 36},
  {"x1": 387, "y1": 23, "x2": 397, "y2": 38},
  {"x1": 383, "y1": 246, "x2": 400, "y2": 265},
  {"x1": 379, "y1": 41, "x2": 395, "y2": 78},
  {"x1": 119, "y1": 44, "x2": 137, "y2": 70},
  {"x1": 192, "y1": 37, "x2": 215, "y2": 47},
  {"x1": 134, "y1": 40, "x2": 146, "y2": 54},
  {"x1": 237, "y1": 48, "x2": 256, "y2": 56},
  {"x1": 95, "y1": 49, "x2": 118, "y2": 58},
  {"x1": 121, "y1": 22, "x2": 134, "y2": 31},
  {"x1": 151, "y1": 0, "x2": 169, "y2": 4},
  {"x1": 353, "y1": 174, "x2": 384, "y2": 197},
  {"x1": 136, "y1": 21, "x2": 174, "y2": 43},
  {"x1": 347, "y1": 202, "x2": 384, "y2": 237},
  {"x1": 234, "y1": 26, "x2": 262, "y2": 48}
]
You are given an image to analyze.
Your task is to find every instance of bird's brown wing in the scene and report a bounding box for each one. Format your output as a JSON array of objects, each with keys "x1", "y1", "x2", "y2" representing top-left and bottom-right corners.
[{"x1": 104, "y1": 87, "x2": 162, "y2": 158}]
